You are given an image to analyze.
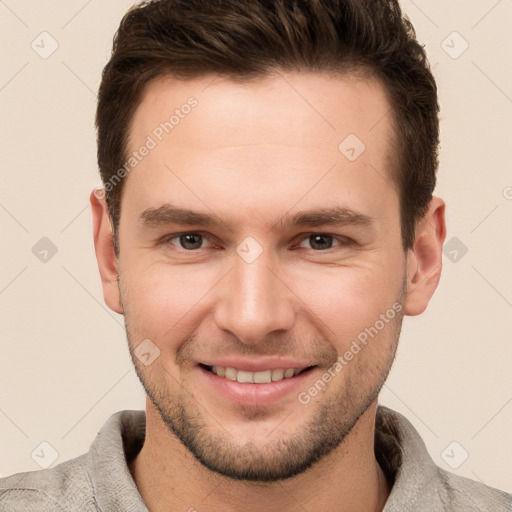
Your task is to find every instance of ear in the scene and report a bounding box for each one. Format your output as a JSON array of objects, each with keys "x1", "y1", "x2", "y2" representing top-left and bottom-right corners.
[
  {"x1": 403, "y1": 196, "x2": 447, "y2": 316},
  {"x1": 90, "y1": 189, "x2": 123, "y2": 315}
]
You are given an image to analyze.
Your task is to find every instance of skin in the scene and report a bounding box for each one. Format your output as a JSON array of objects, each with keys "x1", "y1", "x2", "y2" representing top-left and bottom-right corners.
[{"x1": 91, "y1": 71, "x2": 446, "y2": 512}]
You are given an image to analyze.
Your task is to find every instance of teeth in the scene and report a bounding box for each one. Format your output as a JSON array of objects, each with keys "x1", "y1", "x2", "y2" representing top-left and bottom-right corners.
[
  {"x1": 284, "y1": 368, "x2": 295, "y2": 378},
  {"x1": 271, "y1": 368, "x2": 284, "y2": 381},
  {"x1": 237, "y1": 370, "x2": 254, "y2": 383},
  {"x1": 210, "y1": 366, "x2": 305, "y2": 383},
  {"x1": 225, "y1": 367, "x2": 237, "y2": 381},
  {"x1": 254, "y1": 370, "x2": 272, "y2": 383}
]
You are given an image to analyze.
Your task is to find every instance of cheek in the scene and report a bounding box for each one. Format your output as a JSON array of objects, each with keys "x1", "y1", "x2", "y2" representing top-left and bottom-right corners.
[
  {"x1": 295, "y1": 263, "x2": 402, "y2": 345},
  {"x1": 120, "y1": 261, "x2": 221, "y2": 342}
]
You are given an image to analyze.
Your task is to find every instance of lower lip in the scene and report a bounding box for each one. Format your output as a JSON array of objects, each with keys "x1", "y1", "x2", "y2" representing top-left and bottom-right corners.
[{"x1": 198, "y1": 365, "x2": 317, "y2": 406}]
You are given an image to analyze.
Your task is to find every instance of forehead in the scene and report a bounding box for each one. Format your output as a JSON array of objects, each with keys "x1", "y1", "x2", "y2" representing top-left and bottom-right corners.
[
  {"x1": 123, "y1": 71, "x2": 397, "y2": 230},
  {"x1": 129, "y1": 70, "x2": 392, "y2": 151}
]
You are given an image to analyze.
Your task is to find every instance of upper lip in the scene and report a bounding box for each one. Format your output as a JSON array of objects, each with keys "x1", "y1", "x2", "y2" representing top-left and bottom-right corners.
[{"x1": 199, "y1": 358, "x2": 315, "y2": 372}]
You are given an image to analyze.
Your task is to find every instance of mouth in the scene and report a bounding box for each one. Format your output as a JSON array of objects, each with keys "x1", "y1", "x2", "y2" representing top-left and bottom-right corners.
[
  {"x1": 199, "y1": 363, "x2": 316, "y2": 383},
  {"x1": 196, "y1": 360, "x2": 320, "y2": 406}
]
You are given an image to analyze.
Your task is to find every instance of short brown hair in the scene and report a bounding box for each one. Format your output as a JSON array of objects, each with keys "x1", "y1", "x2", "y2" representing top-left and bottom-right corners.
[{"x1": 96, "y1": 0, "x2": 439, "y2": 256}]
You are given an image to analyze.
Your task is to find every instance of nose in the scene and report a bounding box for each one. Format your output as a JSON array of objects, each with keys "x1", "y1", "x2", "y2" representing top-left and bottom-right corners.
[{"x1": 213, "y1": 247, "x2": 296, "y2": 345}]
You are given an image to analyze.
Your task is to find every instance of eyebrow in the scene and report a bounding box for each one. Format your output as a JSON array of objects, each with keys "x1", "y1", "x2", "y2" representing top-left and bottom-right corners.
[{"x1": 138, "y1": 203, "x2": 375, "y2": 232}]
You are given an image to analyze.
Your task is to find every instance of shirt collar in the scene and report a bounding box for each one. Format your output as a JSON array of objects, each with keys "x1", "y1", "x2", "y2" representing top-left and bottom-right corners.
[
  {"x1": 377, "y1": 405, "x2": 444, "y2": 511},
  {"x1": 88, "y1": 409, "x2": 148, "y2": 511}
]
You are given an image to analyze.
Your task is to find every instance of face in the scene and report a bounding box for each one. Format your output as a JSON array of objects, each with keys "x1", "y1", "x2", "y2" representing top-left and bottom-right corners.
[{"x1": 106, "y1": 72, "x2": 410, "y2": 481}]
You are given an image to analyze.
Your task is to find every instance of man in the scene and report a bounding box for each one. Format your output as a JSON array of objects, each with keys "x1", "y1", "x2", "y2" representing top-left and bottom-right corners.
[{"x1": 1, "y1": 0, "x2": 510, "y2": 510}]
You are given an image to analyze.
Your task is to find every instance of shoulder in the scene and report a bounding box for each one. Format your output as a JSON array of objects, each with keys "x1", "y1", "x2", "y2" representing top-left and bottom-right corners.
[
  {"x1": 0, "y1": 453, "x2": 98, "y2": 511},
  {"x1": 437, "y1": 468, "x2": 512, "y2": 511},
  {"x1": 0, "y1": 410, "x2": 146, "y2": 512},
  {"x1": 376, "y1": 406, "x2": 512, "y2": 511}
]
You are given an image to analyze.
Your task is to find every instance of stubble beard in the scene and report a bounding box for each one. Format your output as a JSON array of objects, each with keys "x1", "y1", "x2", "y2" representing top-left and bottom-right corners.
[{"x1": 121, "y1": 276, "x2": 406, "y2": 482}]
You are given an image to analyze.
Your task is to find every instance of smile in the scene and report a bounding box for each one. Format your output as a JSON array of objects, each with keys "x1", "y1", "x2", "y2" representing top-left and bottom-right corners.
[{"x1": 204, "y1": 365, "x2": 313, "y2": 383}]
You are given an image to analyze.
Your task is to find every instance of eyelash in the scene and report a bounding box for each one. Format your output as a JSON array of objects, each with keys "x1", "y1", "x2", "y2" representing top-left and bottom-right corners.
[{"x1": 157, "y1": 231, "x2": 354, "y2": 253}]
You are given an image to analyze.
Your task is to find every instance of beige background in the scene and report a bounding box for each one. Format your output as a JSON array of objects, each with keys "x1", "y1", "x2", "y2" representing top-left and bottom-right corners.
[{"x1": 1, "y1": 0, "x2": 511, "y2": 494}]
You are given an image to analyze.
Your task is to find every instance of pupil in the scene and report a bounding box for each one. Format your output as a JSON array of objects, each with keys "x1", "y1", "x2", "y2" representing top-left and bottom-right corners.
[
  {"x1": 310, "y1": 234, "x2": 332, "y2": 250},
  {"x1": 180, "y1": 234, "x2": 202, "y2": 250}
]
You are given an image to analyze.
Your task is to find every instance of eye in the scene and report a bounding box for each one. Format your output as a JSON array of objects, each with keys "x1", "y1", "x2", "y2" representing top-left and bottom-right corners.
[
  {"x1": 296, "y1": 233, "x2": 352, "y2": 251},
  {"x1": 159, "y1": 232, "x2": 214, "y2": 251},
  {"x1": 157, "y1": 231, "x2": 354, "y2": 253}
]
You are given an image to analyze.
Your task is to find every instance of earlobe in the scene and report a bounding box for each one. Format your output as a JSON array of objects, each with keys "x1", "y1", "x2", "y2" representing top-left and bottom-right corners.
[
  {"x1": 90, "y1": 188, "x2": 123, "y2": 315},
  {"x1": 403, "y1": 196, "x2": 447, "y2": 316}
]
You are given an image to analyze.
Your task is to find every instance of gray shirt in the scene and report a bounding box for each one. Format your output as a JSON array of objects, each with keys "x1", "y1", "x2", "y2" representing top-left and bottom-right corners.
[{"x1": 1, "y1": 406, "x2": 510, "y2": 511}]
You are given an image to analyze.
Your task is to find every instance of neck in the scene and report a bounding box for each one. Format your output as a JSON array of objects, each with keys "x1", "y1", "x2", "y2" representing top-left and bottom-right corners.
[{"x1": 129, "y1": 399, "x2": 390, "y2": 512}]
